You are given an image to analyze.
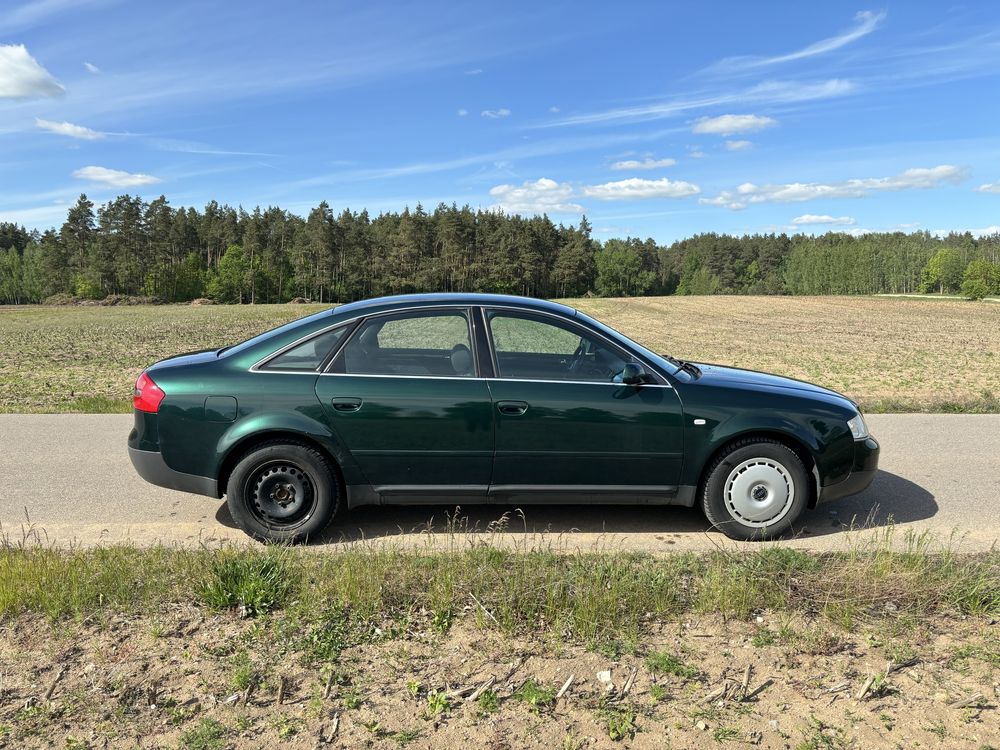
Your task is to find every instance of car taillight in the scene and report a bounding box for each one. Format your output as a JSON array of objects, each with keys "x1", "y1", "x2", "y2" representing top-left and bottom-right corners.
[{"x1": 133, "y1": 372, "x2": 165, "y2": 413}]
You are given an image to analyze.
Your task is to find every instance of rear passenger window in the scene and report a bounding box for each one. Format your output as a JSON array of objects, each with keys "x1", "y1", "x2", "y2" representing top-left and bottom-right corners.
[
  {"x1": 336, "y1": 311, "x2": 476, "y2": 377},
  {"x1": 261, "y1": 327, "x2": 347, "y2": 371}
]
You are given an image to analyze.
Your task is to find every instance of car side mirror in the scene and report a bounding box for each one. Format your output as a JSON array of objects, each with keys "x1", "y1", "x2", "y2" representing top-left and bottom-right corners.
[{"x1": 621, "y1": 362, "x2": 647, "y2": 385}]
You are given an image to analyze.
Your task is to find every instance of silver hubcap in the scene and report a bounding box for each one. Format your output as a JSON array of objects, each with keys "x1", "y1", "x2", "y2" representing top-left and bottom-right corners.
[{"x1": 724, "y1": 458, "x2": 795, "y2": 527}]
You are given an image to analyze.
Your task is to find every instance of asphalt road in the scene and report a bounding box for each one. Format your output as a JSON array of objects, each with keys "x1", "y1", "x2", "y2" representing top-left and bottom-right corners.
[{"x1": 0, "y1": 414, "x2": 997, "y2": 552}]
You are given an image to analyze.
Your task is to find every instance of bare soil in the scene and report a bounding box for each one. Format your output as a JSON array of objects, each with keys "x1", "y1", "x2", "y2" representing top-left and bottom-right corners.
[{"x1": 1, "y1": 609, "x2": 997, "y2": 749}]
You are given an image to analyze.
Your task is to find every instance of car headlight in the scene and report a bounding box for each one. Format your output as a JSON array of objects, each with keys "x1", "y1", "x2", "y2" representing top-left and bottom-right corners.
[{"x1": 847, "y1": 413, "x2": 868, "y2": 440}]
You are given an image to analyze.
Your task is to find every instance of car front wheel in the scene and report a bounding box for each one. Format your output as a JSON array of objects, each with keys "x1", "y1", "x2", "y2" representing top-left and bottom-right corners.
[
  {"x1": 701, "y1": 438, "x2": 809, "y2": 540},
  {"x1": 226, "y1": 441, "x2": 340, "y2": 543}
]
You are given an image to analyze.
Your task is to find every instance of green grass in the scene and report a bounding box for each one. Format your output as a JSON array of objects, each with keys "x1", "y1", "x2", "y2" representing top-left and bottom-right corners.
[
  {"x1": 513, "y1": 679, "x2": 556, "y2": 712},
  {"x1": 179, "y1": 718, "x2": 227, "y2": 750},
  {"x1": 601, "y1": 707, "x2": 638, "y2": 742},
  {"x1": 0, "y1": 303, "x2": 329, "y2": 413},
  {"x1": 196, "y1": 549, "x2": 293, "y2": 617},
  {"x1": 1, "y1": 532, "x2": 997, "y2": 648},
  {"x1": 645, "y1": 651, "x2": 699, "y2": 679}
]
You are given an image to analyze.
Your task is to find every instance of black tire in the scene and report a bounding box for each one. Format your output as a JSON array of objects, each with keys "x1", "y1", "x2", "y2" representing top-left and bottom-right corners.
[
  {"x1": 226, "y1": 440, "x2": 340, "y2": 543},
  {"x1": 701, "y1": 438, "x2": 809, "y2": 541}
]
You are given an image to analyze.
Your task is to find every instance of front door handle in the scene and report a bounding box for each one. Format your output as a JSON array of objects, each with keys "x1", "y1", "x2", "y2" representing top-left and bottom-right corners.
[
  {"x1": 331, "y1": 397, "x2": 363, "y2": 413},
  {"x1": 496, "y1": 400, "x2": 529, "y2": 416}
]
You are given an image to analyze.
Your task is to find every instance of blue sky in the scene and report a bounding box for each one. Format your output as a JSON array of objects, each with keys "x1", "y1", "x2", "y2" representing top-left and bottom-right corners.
[{"x1": 2, "y1": 0, "x2": 1000, "y2": 243}]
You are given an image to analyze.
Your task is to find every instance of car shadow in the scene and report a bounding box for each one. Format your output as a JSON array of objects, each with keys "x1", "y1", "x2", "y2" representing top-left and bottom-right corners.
[
  {"x1": 794, "y1": 469, "x2": 938, "y2": 538},
  {"x1": 213, "y1": 470, "x2": 936, "y2": 545}
]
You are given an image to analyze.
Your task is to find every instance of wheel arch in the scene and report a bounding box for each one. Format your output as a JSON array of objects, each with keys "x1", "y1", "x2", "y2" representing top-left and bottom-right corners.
[
  {"x1": 216, "y1": 430, "x2": 346, "y2": 501},
  {"x1": 695, "y1": 429, "x2": 821, "y2": 509}
]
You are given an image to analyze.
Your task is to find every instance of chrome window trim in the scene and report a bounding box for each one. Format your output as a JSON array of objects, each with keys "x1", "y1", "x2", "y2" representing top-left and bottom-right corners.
[
  {"x1": 328, "y1": 305, "x2": 479, "y2": 378},
  {"x1": 248, "y1": 304, "x2": 467, "y2": 374},
  {"x1": 248, "y1": 300, "x2": 674, "y2": 386},
  {"x1": 483, "y1": 305, "x2": 669, "y2": 386},
  {"x1": 248, "y1": 320, "x2": 355, "y2": 374},
  {"x1": 314, "y1": 371, "x2": 671, "y2": 388}
]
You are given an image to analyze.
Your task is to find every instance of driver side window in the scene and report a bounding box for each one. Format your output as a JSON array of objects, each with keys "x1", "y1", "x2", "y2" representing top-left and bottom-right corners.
[{"x1": 487, "y1": 311, "x2": 628, "y2": 382}]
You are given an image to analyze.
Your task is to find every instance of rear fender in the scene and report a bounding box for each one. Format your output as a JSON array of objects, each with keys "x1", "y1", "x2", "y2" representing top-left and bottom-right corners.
[{"x1": 216, "y1": 411, "x2": 368, "y2": 491}]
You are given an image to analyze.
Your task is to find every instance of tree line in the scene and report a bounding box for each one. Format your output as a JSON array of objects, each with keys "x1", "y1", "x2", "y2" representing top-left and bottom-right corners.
[{"x1": 1, "y1": 194, "x2": 999, "y2": 304}]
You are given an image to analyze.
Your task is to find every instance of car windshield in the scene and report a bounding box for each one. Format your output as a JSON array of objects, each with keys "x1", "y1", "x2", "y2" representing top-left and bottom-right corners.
[{"x1": 573, "y1": 310, "x2": 681, "y2": 376}]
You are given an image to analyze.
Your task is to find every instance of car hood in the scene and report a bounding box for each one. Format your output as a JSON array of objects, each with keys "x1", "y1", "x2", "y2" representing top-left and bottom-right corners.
[{"x1": 692, "y1": 362, "x2": 854, "y2": 404}]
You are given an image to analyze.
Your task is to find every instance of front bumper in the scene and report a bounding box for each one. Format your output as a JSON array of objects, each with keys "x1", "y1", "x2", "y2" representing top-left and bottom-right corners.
[
  {"x1": 818, "y1": 435, "x2": 880, "y2": 503},
  {"x1": 128, "y1": 446, "x2": 219, "y2": 498}
]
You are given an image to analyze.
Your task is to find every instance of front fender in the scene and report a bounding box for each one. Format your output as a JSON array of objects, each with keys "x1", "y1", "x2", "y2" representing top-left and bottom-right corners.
[{"x1": 676, "y1": 387, "x2": 857, "y2": 491}]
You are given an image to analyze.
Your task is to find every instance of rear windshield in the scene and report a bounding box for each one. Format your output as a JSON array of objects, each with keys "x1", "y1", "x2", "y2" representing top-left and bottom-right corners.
[{"x1": 219, "y1": 308, "x2": 337, "y2": 359}]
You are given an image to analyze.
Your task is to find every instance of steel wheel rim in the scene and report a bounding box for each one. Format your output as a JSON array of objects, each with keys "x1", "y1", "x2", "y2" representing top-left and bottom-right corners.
[
  {"x1": 724, "y1": 458, "x2": 795, "y2": 527},
  {"x1": 245, "y1": 460, "x2": 316, "y2": 528}
]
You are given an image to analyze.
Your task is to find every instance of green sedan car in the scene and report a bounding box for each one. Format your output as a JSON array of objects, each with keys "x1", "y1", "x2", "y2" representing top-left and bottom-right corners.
[{"x1": 128, "y1": 293, "x2": 879, "y2": 542}]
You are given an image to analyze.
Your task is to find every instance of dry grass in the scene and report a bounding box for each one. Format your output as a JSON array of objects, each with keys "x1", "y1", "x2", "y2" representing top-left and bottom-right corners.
[
  {"x1": 574, "y1": 296, "x2": 1000, "y2": 412},
  {"x1": 0, "y1": 536, "x2": 998, "y2": 748},
  {"x1": 0, "y1": 304, "x2": 324, "y2": 413},
  {"x1": 1, "y1": 295, "x2": 998, "y2": 413}
]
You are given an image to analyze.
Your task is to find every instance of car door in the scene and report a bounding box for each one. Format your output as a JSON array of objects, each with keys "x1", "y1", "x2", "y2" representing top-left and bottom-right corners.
[
  {"x1": 315, "y1": 307, "x2": 493, "y2": 501},
  {"x1": 483, "y1": 308, "x2": 684, "y2": 502}
]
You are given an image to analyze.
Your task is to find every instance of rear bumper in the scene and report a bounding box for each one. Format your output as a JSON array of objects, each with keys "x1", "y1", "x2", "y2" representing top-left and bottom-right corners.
[
  {"x1": 128, "y1": 446, "x2": 219, "y2": 498},
  {"x1": 818, "y1": 435, "x2": 880, "y2": 503}
]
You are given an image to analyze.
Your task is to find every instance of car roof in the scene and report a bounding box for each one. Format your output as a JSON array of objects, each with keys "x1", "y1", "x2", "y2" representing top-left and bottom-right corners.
[{"x1": 331, "y1": 293, "x2": 580, "y2": 319}]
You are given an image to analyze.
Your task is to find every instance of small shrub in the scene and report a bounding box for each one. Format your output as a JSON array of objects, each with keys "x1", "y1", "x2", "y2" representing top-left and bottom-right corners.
[
  {"x1": 513, "y1": 679, "x2": 555, "y2": 712},
  {"x1": 431, "y1": 607, "x2": 453, "y2": 634},
  {"x1": 179, "y1": 718, "x2": 227, "y2": 750},
  {"x1": 394, "y1": 728, "x2": 422, "y2": 746},
  {"x1": 476, "y1": 688, "x2": 500, "y2": 715},
  {"x1": 425, "y1": 689, "x2": 450, "y2": 716},
  {"x1": 272, "y1": 715, "x2": 304, "y2": 739},
  {"x1": 602, "y1": 708, "x2": 637, "y2": 742},
  {"x1": 197, "y1": 550, "x2": 294, "y2": 617},
  {"x1": 649, "y1": 684, "x2": 668, "y2": 703},
  {"x1": 645, "y1": 651, "x2": 698, "y2": 679},
  {"x1": 751, "y1": 627, "x2": 776, "y2": 647}
]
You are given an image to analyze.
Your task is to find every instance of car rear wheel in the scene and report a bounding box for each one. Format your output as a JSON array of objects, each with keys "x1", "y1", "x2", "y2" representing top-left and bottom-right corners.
[
  {"x1": 226, "y1": 441, "x2": 340, "y2": 543},
  {"x1": 701, "y1": 438, "x2": 809, "y2": 540}
]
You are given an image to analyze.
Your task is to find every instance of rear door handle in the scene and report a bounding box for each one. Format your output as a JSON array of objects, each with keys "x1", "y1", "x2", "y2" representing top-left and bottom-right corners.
[
  {"x1": 496, "y1": 400, "x2": 529, "y2": 416},
  {"x1": 331, "y1": 397, "x2": 363, "y2": 413}
]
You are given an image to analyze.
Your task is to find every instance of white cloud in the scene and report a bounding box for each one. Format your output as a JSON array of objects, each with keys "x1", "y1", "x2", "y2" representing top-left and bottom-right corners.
[
  {"x1": 932, "y1": 225, "x2": 1000, "y2": 238},
  {"x1": 72, "y1": 165, "x2": 161, "y2": 187},
  {"x1": 711, "y1": 10, "x2": 886, "y2": 71},
  {"x1": 481, "y1": 108, "x2": 510, "y2": 119},
  {"x1": 688, "y1": 148, "x2": 706, "y2": 159},
  {"x1": 791, "y1": 214, "x2": 856, "y2": 226},
  {"x1": 583, "y1": 177, "x2": 700, "y2": 200},
  {"x1": 725, "y1": 140, "x2": 752, "y2": 151},
  {"x1": 0, "y1": 203, "x2": 72, "y2": 226},
  {"x1": 976, "y1": 182, "x2": 1000, "y2": 194},
  {"x1": 693, "y1": 114, "x2": 776, "y2": 136},
  {"x1": 0, "y1": 0, "x2": 117, "y2": 32},
  {"x1": 489, "y1": 178, "x2": 582, "y2": 214},
  {"x1": 35, "y1": 118, "x2": 105, "y2": 140},
  {"x1": 457, "y1": 108, "x2": 468, "y2": 116},
  {"x1": 465, "y1": 68, "x2": 483, "y2": 75},
  {"x1": 548, "y1": 106, "x2": 560, "y2": 113},
  {"x1": 703, "y1": 165, "x2": 966, "y2": 210},
  {"x1": 84, "y1": 61, "x2": 100, "y2": 74},
  {"x1": 610, "y1": 157, "x2": 676, "y2": 170},
  {"x1": 0, "y1": 44, "x2": 64, "y2": 98},
  {"x1": 544, "y1": 79, "x2": 850, "y2": 128}
]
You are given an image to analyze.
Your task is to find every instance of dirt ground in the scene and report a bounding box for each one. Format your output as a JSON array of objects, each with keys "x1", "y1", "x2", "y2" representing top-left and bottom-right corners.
[{"x1": 1, "y1": 609, "x2": 997, "y2": 749}]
